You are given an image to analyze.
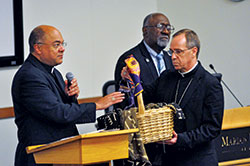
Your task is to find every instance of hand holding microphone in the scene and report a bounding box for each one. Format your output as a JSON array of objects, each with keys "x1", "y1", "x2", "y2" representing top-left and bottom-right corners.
[{"x1": 65, "y1": 72, "x2": 80, "y2": 100}]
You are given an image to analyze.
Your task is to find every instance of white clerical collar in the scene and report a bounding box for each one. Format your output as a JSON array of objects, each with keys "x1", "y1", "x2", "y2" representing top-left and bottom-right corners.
[
  {"x1": 143, "y1": 40, "x2": 164, "y2": 57},
  {"x1": 178, "y1": 62, "x2": 198, "y2": 77},
  {"x1": 51, "y1": 67, "x2": 55, "y2": 74}
]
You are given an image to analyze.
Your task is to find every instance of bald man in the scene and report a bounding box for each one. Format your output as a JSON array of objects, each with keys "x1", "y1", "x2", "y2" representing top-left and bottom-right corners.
[{"x1": 12, "y1": 25, "x2": 124, "y2": 166}]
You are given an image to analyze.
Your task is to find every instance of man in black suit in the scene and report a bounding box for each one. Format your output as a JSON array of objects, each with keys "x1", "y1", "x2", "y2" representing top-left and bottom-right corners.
[
  {"x1": 140, "y1": 29, "x2": 224, "y2": 166},
  {"x1": 114, "y1": 12, "x2": 175, "y2": 88},
  {"x1": 114, "y1": 13, "x2": 175, "y2": 166},
  {"x1": 12, "y1": 25, "x2": 124, "y2": 166}
]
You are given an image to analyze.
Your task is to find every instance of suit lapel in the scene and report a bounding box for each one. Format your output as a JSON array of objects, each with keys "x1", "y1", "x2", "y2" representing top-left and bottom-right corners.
[
  {"x1": 52, "y1": 69, "x2": 69, "y2": 101},
  {"x1": 163, "y1": 50, "x2": 174, "y2": 72},
  {"x1": 139, "y1": 42, "x2": 158, "y2": 79},
  {"x1": 180, "y1": 77, "x2": 199, "y2": 109},
  {"x1": 27, "y1": 55, "x2": 68, "y2": 101}
]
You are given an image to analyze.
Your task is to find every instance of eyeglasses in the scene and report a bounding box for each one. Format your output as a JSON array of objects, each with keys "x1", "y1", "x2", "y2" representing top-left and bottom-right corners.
[
  {"x1": 37, "y1": 41, "x2": 67, "y2": 49},
  {"x1": 168, "y1": 48, "x2": 193, "y2": 56},
  {"x1": 145, "y1": 23, "x2": 175, "y2": 33}
]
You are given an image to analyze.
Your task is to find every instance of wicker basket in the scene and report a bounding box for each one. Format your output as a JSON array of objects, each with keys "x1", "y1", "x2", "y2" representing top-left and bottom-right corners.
[{"x1": 136, "y1": 103, "x2": 175, "y2": 144}]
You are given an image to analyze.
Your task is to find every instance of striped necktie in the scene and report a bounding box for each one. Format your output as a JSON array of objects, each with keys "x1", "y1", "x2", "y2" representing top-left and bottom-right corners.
[{"x1": 156, "y1": 53, "x2": 164, "y2": 74}]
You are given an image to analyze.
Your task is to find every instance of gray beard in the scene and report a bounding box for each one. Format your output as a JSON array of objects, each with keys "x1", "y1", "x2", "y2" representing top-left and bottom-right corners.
[{"x1": 157, "y1": 36, "x2": 169, "y2": 49}]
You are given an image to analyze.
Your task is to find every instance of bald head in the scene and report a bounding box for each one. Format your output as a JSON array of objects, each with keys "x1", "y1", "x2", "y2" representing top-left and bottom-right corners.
[
  {"x1": 28, "y1": 25, "x2": 65, "y2": 66},
  {"x1": 143, "y1": 13, "x2": 169, "y2": 27},
  {"x1": 29, "y1": 25, "x2": 60, "y2": 53}
]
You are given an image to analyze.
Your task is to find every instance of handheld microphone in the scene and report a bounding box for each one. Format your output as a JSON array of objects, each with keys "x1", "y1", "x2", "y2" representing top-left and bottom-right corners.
[
  {"x1": 65, "y1": 72, "x2": 77, "y2": 102},
  {"x1": 209, "y1": 64, "x2": 243, "y2": 107},
  {"x1": 66, "y1": 72, "x2": 74, "y2": 89}
]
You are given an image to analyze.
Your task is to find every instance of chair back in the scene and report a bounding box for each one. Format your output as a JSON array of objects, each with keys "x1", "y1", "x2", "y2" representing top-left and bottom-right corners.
[{"x1": 102, "y1": 80, "x2": 116, "y2": 113}]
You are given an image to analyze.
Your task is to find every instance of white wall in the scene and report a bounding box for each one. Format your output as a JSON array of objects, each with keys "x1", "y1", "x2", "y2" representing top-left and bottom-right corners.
[
  {"x1": 0, "y1": 0, "x2": 157, "y2": 165},
  {"x1": 1, "y1": 0, "x2": 250, "y2": 165},
  {"x1": 157, "y1": 0, "x2": 250, "y2": 109},
  {"x1": 22, "y1": 0, "x2": 157, "y2": 98}
]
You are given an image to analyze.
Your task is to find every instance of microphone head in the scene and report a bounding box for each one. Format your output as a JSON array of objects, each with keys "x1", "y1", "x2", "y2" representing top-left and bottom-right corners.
[
  {"x1": 209, "y1": 64, "x2": 214, "y2": 70},
  {"x1": 66, "y1": 72, "x2": 74, "y2": 82}
]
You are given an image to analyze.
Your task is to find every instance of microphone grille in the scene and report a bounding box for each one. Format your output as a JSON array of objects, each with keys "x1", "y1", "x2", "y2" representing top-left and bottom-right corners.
[
  {"x1": 66, "y1": 72, "x2": 74, "y2": 81},
  {"x1": 209, "y1": 64, "x2": 214, "y2": 70}
]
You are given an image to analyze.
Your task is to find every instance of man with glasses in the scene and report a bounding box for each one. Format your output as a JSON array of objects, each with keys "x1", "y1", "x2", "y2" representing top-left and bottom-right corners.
[
  {"x1": 12, "y1": 25, "x2": 124, "y2": 166},
  {"x1": 115, "y1": 12, "x2": 175, "y2": 89},
  {"x1": 135, "y1": 29, "x2": 224, "y2": 166},
  {"x1": 114, "y1": 12, "x2": 175, "y2": 166}
]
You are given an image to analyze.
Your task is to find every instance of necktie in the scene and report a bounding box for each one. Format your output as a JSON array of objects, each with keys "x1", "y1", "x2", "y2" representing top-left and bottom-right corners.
[{"x1": 156, "y1": 53, "x2": 164, "y2": 74}]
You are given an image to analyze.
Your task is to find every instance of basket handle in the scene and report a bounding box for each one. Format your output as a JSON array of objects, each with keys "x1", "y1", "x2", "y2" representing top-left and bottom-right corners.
[{"x1": 137, "y1": 93, "x2": 145, "y2": 115}]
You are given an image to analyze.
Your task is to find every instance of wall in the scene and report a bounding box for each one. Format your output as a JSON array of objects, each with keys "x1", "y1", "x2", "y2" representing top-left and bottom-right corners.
[
  {"x1": 1, "y1": 0, "x2": 250, "y2": 165},
  {"x1": 157, "y1": 0, "x2": 250, "y2": 109},
  {"x1": 0, "y1": 0, "x2": 157, "y2": 165}
]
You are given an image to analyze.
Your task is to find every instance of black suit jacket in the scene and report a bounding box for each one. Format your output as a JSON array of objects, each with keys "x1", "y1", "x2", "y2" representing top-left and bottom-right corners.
[
  {"x1": 144, "y1": 62, "x2": 224, "y2": 166},
  {"x1": 12, "y1": 54, "x2": 96, "y2": 166},
  {"x1": 114, "y1": 41, "x2": 174, "y2": 88}
]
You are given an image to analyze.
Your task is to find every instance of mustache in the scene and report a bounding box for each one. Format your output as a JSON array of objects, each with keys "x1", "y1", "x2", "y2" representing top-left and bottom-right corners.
[
  {"x1": 159, "y1": 35, "x2": 169, "y2": 40},
  {"x1": 158, "y1": 36, "x2": 169, "y2": 43}
]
